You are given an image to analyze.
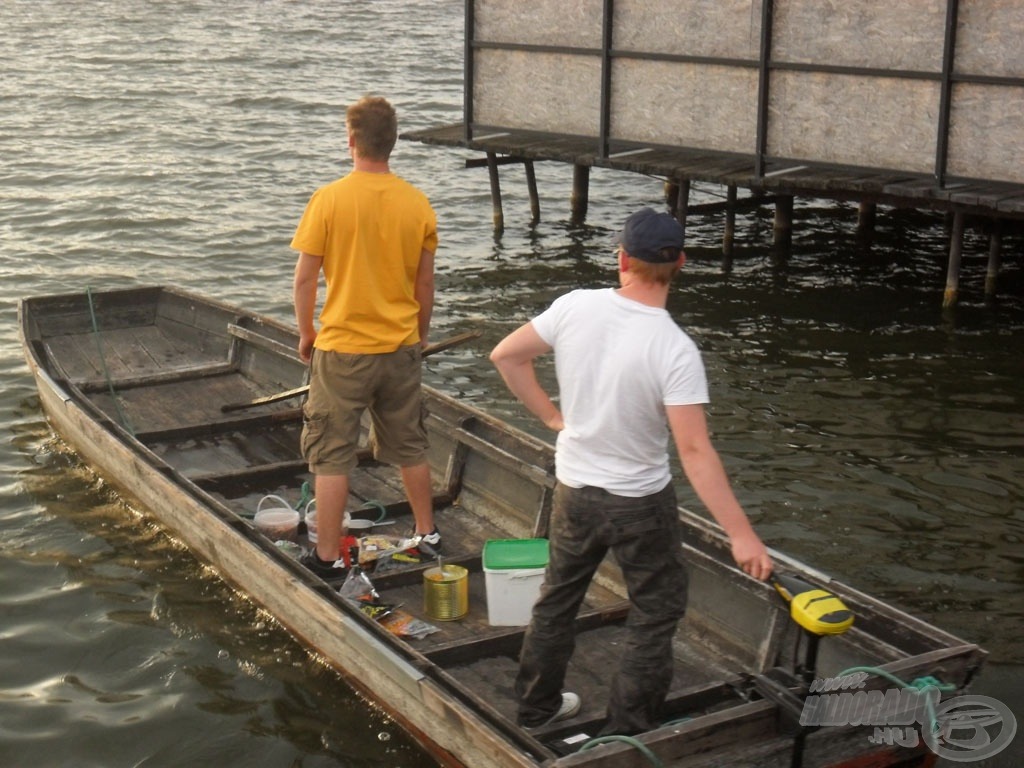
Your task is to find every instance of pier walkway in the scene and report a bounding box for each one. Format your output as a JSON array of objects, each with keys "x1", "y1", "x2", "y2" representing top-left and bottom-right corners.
[{"x1": 404, "y1": 123, "x2": 1024, "y2": 306}]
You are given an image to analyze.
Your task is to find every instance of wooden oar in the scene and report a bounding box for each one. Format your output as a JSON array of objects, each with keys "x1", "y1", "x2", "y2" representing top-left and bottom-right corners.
[{"x1": 221, "y1": 330, "x2": 482, "y2": 413}]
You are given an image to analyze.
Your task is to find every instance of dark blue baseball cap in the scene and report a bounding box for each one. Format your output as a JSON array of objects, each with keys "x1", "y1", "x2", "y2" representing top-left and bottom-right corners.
[{"x1": 618, "y1": 207, "x2": 685, "y2": 263}]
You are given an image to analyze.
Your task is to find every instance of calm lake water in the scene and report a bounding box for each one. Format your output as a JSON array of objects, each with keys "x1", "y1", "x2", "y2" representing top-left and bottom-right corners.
[{"x1": 1, "y1": 1, "x2": 1021, "y2": 766}]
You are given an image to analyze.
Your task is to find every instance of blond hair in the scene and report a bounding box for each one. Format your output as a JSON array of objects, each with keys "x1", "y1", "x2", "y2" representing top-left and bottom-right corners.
[
  {"x1": 346, "y1": 96, "x2": 397, "y2": 161},
  {"x1": 624, "y1": 251, "x2": 681, "y2": 285}
]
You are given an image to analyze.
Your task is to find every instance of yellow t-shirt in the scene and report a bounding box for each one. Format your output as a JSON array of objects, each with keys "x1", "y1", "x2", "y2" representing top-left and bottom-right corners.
[{"x1": 291, "y1": 170, "x2": 438, "y2": 353}]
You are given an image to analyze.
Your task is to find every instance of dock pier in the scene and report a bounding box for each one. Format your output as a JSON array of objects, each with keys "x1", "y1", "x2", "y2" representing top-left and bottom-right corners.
[
  {"x1": 405, "y1": 123, "x2": 1023, "y2": 306},
  {"x1": 404, "y1": 0, "x2": 1024, "y2": 306}
]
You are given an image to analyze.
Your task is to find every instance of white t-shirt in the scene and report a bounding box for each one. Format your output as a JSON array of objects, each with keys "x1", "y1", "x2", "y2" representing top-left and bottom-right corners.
[{"x1": 531, "y1": 288, "x2": 709, "y2": 496}]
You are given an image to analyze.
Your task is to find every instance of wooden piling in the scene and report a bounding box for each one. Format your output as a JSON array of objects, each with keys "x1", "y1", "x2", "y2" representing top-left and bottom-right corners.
[
  {"x1": 986, "y1": 220, "x2": 1003, "y2": 298},
  {"x1": 486, "y1": 152, "x2": 504, "y2": 232},
  {"x1": 665, "y1": 180, "x2": 680, "y2": 213},
  {"x1": 943, "y1": 210, "x2": 965, "y2": 307},
  {"x1": 524, "y1": 160, "x2": 540, "y2": 224},
  {"x1": 571, "y1": 164, "x2": 590, "y2": 224},
  {"x1": 674, "y1": 178, "x2": 690, "y2": 241},
  {"x1": 858, "y1": 201, "x2": 876, "y2": 232},
  {"x1": 723, "y1": 185, "x2": 737, "y2": 271},
  {"x1": 774, "y1": 194, "x2": 793, "y2": 249}
]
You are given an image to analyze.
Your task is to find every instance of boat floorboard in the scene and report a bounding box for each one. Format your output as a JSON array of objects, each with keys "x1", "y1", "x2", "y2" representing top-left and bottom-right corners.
[
  {"x1": 81, "y1": 362, "x2": 747, "y2": 730},
  {"x1": 46, "y1": 325, "x2": 222, "y2": 381},
  {"x1": 90, "y1": 371, "x2": 296, "y2": 437},
  {"x1": 440, "y1": 622, "x2": 733, "y2": 730}
]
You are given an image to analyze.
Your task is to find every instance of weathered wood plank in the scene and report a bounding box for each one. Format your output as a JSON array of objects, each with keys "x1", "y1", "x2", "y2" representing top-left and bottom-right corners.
[
  {"x1": 78, "y1": 361, "x2": 237, "y2": 393},
  {"x1": 404, "y1": 124, "x2": 1024, "y2": 221}
]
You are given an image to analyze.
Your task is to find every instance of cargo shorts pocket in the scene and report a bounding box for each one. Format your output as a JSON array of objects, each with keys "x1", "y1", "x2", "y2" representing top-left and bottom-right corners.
[{"x1": 300, "y1": 408, "x2": 329, "y2": 466}]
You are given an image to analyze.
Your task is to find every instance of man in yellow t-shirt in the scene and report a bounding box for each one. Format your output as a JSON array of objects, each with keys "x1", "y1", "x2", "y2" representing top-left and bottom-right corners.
[{"x1": 291, "y1": 95, "x2": 439, "y2": 578}]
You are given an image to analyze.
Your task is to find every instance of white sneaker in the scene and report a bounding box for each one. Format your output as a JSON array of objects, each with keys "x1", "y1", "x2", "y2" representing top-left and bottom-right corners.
[{"x1": 525, "y1": 692, "x2": 581, "y2": 729}]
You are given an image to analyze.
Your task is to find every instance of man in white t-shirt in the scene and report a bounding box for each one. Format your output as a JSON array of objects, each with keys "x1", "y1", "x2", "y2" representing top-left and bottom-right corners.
[{"x1": 490, "y1": 207, "x2": 773, "y2": 735}]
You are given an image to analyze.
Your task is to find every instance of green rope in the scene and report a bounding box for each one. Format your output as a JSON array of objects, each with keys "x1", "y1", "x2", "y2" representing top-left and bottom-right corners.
[
  {"x1": 835, "y1": 666, "x2": 956, "y2": 744},
  {"x1": 86, "y1": 287, "x2": 134, "y2": 436},
  {"x1": 660, "y1": 716, "x2": 694, "y2": 727},
  {"x1": 359, "y1": 499, "x2": 388, "y2": 523},
  {"x1": 578, "y1": 735, "x2": 664, "y2": 767},
  {"x1": 296, "y1": 480, "x2": 313, "y2": 510}
]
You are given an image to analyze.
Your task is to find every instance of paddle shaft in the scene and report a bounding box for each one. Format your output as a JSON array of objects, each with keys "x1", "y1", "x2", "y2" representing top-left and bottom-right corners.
[{"x1": 221, "y1": 330, "x2": 481, "y2": 412}]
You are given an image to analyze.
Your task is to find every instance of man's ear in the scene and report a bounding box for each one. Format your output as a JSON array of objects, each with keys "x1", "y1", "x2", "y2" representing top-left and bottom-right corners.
[{"x1": 618, "y1": 249, "x2": 629, "y2": 273}]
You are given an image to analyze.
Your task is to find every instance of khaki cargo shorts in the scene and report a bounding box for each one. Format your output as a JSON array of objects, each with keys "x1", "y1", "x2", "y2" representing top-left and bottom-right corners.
[{"x1": 301, "y1": 345, "x2": 428, "y2": 475}]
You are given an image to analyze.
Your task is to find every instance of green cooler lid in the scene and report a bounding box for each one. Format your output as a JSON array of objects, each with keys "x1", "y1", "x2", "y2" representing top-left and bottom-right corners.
[{"x1": 483, "y1": 538, "x2": 549, "y2": 569}]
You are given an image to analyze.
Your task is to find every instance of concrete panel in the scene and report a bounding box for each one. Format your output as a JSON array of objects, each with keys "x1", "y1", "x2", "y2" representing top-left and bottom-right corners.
[
  {"x1": 613, "y1": 0, "x2": 763, "y2": 59},
  {"x1": 947, "y1": 83, "x2": 1024, "y2": 184},
  {"x1": 473, "y1": 49, "x2": 601, "y2": 136},
  {"x1": 467, "y1": 0, "x2": 1023, "y2": 189},
  {"x1": 955, "y1": 0, "x2": 1024, "y2": 78},
  {"x1": 773, "y1": 0, "x2": 946, "y2": 72},
  {"x1": 474, "y1": 0, "x2": 602, "y2": 48},
  {"x1": 610, "y1": 60, "x2": 758, "y2": 153},
  {"x1": 767, "y1": 71, "x2": 938, "y2": 173}
]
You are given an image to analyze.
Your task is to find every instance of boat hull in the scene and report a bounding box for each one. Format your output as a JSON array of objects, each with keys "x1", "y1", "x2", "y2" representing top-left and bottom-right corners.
[{"x1": 19, "y1": 286, "x2": 984, "y2": 768}]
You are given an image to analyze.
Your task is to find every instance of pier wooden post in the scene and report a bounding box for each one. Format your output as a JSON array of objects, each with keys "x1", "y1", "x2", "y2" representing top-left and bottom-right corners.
[
  {"x1": 722, "y1": 185, "x2": 737, "y2": 271},
  {"x1": 943, "y1": 210, "x2": 965, "y2": 307},
  {"x1": 856, "y1": 200, "x2": 876, "y2": 252},
  {"x1": 857, "y1": 201, "x2": 876, "y2": 232},
  {"x1": 486, "y1": 152, "x2": 504, "y2": 233},
  {"x1": 674, "y1": 178, "x2": 690, "y2": 241},
  {"x1": 570, "y1": 164, "x2": 590, "y2": 225},
  {"x1": 986, "y1": 221, "x2": 1003, "y2": 299},
  {"x1": 774, "y1": 194, "x2": 793, "y2": 250},
  {"x1": 665, "y1": 180, "x2": 679, "y2": 212},
  {"x1": 524, "y1": 160, "x2": 540, "y2": 224}
]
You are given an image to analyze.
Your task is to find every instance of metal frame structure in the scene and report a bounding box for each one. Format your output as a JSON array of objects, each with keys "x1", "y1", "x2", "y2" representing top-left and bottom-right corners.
[{"x1": 462, "y1": 0, "x2": 1024, "y2": 187}]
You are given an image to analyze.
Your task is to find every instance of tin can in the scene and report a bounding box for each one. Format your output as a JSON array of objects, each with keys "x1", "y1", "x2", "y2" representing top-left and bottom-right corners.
[{"x1": 423, "y1": 564, "x2": 469, "y2": 621}]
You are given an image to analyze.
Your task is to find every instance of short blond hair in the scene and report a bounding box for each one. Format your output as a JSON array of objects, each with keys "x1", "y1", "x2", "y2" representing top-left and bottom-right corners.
[
  {"x1": 346, "y1": 96, "x2": 397, "y2": 161},
  {"x1": 624, "y1": 252, "x2": 681, "y2": 285}
]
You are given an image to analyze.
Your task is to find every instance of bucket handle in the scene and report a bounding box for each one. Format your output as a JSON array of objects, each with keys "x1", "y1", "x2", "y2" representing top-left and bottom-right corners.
[
  {"x1": 257, "y1": 494, "x2": 294, "y2": 515},
  {"x1": 303, "y1": 497, "x2": 351, "y2": 527}
]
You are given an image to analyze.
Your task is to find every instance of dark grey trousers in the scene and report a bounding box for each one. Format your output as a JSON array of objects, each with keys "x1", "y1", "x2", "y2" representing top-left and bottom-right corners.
[{"x1": 515, "y1": 481, "x2": 689, "y2": 734}]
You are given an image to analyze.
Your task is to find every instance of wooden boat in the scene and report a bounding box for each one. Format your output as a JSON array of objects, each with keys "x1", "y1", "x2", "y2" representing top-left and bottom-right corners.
[{"x1": 19, "y1": 286, "x2": 986, "y2": 768}]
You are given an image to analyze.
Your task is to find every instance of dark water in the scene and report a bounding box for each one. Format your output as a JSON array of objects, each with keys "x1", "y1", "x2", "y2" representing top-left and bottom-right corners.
[{"x1": 1, "y1": 1, "x2": 1022, "y2": 766}]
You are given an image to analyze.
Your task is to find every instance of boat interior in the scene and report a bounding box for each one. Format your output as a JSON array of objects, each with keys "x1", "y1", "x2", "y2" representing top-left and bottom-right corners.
[{"x1": 22, "y1": 287, "x2": 985, "y2": 762}]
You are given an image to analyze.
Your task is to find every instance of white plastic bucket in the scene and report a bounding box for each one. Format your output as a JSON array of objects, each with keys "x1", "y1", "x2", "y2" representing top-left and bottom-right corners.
[
  {"x1": 306, "y1": 501, "x2": 367, "y2": 544},
  {"x1": 304, "y1": 499, "x2": 318, "y2": 544},
  {"x1": 254, "y1": 495, "x2": 300, "y2": 542},
  {"x1": 482, "y1": 539, "x2": 549, "y2": 626}
]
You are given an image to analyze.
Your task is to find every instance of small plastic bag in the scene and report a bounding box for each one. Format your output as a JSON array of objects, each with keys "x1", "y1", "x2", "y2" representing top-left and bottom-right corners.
[
  {"x1": 338, "y1": 567, "x2": 398, "y2": 621},
  {"x1": 379, "y1": 609, "x2": 440, "y2": 640},
  {"x1": 357, "y1": 535, "x2": 419, "y2": 566},
  {"x1": 338, "y1": 566, "x2": 378, "y2": 602}
]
